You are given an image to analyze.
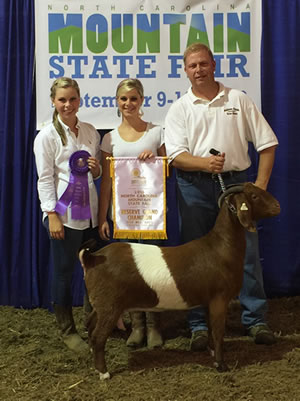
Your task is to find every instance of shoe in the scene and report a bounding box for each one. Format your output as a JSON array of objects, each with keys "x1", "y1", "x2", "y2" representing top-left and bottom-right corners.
[
  {"x1": 63, "y1": 333, "x2": 90, "y2": 353},
  {"x1": 190, "y1": 330, "x2": 208, "y2": 351},
  {"x1": 146, "y1": 312, "x2": 163, "y2": 349},
  {"x1": 126, "y1": 312, "x2": 146, "y2": 348},
  {"x1": 53, "y1": 304, "x2": 90, "y2": 353},
  {"x1": 247, "y1": 324, "x2": 276, "y2": 345}
]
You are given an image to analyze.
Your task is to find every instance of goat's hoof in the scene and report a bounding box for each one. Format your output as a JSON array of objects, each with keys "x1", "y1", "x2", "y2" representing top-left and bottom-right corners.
[
  {"x1": 214, "y1": 362, "x2": 229, "y2": 372},
  {"x1": 99, "y1": 371, "x2": 111, "y2": 380}
]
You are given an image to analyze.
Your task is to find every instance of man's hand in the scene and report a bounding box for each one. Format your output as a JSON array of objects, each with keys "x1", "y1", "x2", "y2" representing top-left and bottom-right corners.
[{"x1": 207, "y1": 152, "x2": 225, "y2": 173}]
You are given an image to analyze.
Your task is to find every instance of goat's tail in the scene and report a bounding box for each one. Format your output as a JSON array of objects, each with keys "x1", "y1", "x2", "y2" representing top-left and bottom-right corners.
[
  {"x1": 78, "y1": 239, "x2": 106, "y2": 271},
  {"x1": 78, "y1": 238, "x2": 99, "y2": 255}
]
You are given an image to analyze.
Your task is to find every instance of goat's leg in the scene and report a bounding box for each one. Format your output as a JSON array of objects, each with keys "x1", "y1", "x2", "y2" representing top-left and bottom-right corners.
[
  {"x1": 90, "y1": 306, "x2": 121, "y2": 380},
  {"x1": 208, "y1": 297, "x2": 229, "y2": 372},
  {"x1": 87, "y1": 309, "x2": 97, "y2": 350},
  {"x1": 206, "y1": 314, "x2": 214, "y2": 355}
]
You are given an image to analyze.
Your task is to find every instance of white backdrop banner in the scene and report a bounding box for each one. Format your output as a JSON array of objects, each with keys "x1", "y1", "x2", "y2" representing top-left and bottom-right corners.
[{"x1": 35, "y1": 0, "x2": 262, "y2": 130}]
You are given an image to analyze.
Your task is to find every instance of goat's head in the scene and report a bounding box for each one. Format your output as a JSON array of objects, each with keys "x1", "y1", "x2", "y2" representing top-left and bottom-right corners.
[{"x1": 219, "y1": 182, "x2": 280, "y2": 232}]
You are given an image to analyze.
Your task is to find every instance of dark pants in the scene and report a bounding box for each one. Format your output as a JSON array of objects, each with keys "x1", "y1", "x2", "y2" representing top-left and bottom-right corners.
[{"x1": 43, "y1": 218, "x2": 102, "y2": 306}]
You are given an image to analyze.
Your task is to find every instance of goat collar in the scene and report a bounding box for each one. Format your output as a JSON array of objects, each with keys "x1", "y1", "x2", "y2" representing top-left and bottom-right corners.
[{"x1": 218, "y1": 184, "x2": 245, "y2": 213}]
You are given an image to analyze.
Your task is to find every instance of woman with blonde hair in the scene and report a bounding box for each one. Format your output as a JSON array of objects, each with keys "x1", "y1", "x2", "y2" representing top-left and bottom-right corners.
[
  {"x1": 99, "y1": 78, "x2": 165, "y2": 348},
  {"x1": 34, "y1": 77, "x2": 101, "y2": 352}
]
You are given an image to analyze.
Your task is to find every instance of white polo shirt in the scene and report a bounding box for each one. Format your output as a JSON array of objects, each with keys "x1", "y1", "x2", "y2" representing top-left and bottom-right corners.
[
  {"x1": 34, "y1": 117, "x2": 101, "y2": 229},
  {"x1": 165, "y1": 83, "x2": 278, "y2": 172}
]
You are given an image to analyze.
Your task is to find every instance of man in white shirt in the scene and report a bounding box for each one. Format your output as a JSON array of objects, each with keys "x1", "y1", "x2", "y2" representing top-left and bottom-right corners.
[{"x1": 165, "y1": 42, "x2": 278, "y2": 351}]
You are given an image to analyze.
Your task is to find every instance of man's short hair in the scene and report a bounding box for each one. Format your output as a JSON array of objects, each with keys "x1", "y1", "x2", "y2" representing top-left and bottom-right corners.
[{"x1": 183, "y1": 42, "x2": 214, "y2": 65}]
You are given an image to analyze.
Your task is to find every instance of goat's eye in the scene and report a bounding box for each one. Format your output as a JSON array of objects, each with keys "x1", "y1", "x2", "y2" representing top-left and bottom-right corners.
[{"x1": 251, "y1": 194, "x2": 258, "y2": 200}]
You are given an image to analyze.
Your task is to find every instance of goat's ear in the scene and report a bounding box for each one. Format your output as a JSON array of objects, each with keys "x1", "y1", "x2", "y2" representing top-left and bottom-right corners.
[{"x1": 232, "y1": 193, "x2": 257, "y2": 232}]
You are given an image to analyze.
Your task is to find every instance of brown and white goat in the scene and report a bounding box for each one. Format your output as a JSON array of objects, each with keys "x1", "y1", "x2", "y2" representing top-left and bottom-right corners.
[{"x1": 79, "y1": 182, "x2": 280, "y2": 380}]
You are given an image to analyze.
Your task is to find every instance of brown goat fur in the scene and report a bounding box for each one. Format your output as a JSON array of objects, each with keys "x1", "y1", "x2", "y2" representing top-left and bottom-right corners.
[{"x1": 79, "y1": 182, "x2": 280, "y2": 379}]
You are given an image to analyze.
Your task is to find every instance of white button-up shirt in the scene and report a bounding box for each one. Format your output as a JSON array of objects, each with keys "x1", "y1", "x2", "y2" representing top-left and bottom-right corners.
[{"x1": 34, "y1": 117, "x2": 101, "y2": 229}]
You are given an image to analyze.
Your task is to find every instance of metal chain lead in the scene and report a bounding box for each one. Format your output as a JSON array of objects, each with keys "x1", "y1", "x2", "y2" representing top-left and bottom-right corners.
[{"x1": 209, "y1": 148, "x2": 226, "y2": 193}]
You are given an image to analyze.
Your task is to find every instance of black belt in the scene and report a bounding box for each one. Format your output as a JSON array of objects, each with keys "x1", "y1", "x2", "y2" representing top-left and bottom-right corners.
[{"x1": 177, "y1": 169, "x2": 245, "y2": 181}]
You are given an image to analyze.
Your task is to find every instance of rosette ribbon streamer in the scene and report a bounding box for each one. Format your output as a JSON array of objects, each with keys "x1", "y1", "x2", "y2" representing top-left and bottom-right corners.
[{"x1": 55, "y1": 150, "x2": 91, "y2": 220}]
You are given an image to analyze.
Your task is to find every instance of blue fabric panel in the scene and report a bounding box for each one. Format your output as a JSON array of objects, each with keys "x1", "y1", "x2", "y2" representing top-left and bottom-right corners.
[{"x1": 260, "y1": 1, "x2": 300, "y2": 296}]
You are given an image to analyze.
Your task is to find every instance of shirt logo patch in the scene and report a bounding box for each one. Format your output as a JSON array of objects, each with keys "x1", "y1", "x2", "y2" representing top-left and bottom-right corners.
[{"x1": 224, "y1": 107, "x2": 239, "y2": 115}]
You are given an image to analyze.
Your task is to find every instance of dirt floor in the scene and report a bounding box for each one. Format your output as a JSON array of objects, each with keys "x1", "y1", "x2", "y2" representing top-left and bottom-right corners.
[{"x1": 1, "y1": 297, "x2": 300, "y2": 401}]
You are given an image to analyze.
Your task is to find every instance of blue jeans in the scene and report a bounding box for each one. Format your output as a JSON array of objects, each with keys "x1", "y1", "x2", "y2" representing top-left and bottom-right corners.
[
  {"x1": 176, "y1": 169, "x2": 268, "y2": 332},
  {"x1": 43, "y1": 218, "x2": 102, "y2": 306}
]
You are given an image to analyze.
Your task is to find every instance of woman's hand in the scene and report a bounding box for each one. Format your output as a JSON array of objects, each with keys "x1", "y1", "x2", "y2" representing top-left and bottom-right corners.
[
  {"x1": 99, "y1": 220, "x2": 110, "y2": 241},
  {"x1": 138, "y1": 150, "x2": 155, "y2": 160},
  {"x1": 48, "y1": 212, "x2": 64, "y2": 240},
  {"x1": 88, "y1": 156, "x2": 101, "y2": 178}
]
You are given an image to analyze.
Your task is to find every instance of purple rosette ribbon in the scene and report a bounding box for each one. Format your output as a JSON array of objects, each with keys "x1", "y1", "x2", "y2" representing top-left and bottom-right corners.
[{"x1": 55, "y1": 150, "x2": 92, "y2": 220}]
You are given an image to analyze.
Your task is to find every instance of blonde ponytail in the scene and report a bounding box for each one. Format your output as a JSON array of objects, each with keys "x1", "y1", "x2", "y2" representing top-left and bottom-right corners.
[
  {"x1": 50, "y1": 77, "x2": 80, "y2": 146},
  {"x1": 52, "y1": 109, "x2": 67, "y2": 146}
]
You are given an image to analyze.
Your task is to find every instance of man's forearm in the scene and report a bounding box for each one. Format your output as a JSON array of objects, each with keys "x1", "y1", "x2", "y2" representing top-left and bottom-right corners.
[
  {"x1": 255, "y1": 145, "x2": 277, "y2": 190},
  {"x1": 172, "y1": 152, "x2": 206, "y2": 171},
  {"x1": 172, "y1": 151, "x2": 225, "y2": 174}
]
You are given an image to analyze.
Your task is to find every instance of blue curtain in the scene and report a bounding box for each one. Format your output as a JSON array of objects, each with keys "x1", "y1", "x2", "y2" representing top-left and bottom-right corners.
[
  {"x1": 260, "y1": 1, "x2": 300, "y2": 296},
  {"x1": 0, "y1": 0, "x2": 299, "y2": 308},
  {"x1": 0, "y1": 0, "x2": 51, "y2": 308}
]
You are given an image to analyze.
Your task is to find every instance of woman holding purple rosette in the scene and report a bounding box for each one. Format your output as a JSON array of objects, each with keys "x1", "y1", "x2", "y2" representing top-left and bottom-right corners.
[{"x1": 34, "y1": 77, "x2": 101, "y2": 353}]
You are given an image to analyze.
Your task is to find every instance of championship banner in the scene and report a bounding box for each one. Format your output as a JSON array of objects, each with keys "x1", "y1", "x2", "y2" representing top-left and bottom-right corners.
[
  {"x1": 35, "y1": 0, "x2": 262, "y2": 130},
  {"x1": 110, "y1": 157, "x2": 168, "y2": 240}
]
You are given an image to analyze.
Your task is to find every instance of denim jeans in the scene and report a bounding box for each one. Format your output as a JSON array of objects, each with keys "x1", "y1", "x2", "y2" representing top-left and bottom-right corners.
[
  {"x1": 176, "y1": 169, "x2": 268, "y2": 332},
  {"x1": 43, "y1": 218, "x2": 102, "y2": 306}
]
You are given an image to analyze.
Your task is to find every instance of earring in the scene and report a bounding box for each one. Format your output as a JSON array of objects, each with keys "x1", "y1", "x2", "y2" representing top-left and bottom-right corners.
[
  {"x1": 117, "y1": 108, "x2": 121, "y2": 117},
  {"x1": 139, "y1": 107, "x2": 144, "y2": 117}
]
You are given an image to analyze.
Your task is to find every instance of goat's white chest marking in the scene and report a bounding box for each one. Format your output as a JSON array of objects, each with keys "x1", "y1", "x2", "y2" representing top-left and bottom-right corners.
[{"x1": 130, "y1": 244, "x2": 188, "y2": 309}]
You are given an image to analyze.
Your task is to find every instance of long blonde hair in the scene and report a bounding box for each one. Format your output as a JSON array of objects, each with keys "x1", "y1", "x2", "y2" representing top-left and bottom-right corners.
[{"x1": 50, "y1": 77, "x2": 80, "y2": 146}]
